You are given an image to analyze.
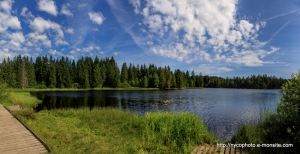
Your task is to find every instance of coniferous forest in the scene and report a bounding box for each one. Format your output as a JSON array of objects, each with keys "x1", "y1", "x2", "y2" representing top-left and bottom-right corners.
[{"x1": 0, "y1": 55, "x2": 286, "y2": 89}]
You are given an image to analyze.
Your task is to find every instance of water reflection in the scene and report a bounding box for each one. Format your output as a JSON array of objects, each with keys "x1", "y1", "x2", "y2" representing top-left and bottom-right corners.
[{"x1": 31, "y1": 88, "x2": 281, "y2": 141}]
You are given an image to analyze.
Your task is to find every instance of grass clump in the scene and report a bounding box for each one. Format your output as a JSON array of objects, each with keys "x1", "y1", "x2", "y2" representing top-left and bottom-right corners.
[
  {"x1": 14, "y1": 108, "x2": 216, "y2": 154},
  {"x1": 128, "y1": 112, "x2": 217, "y2": 153},
  {"x1": 0, "y1": 84, "x2": 41, "y2": 108},
  {"x1": 7, "y1": 92, "x2": 42, "y2": 108}
]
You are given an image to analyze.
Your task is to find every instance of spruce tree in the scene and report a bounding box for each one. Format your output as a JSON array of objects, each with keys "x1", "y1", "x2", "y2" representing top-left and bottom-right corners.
[
  {"x1": 48, "y1": 56, "x2": 56, "y2": 88},
  {"x1": 120, "y1": 62, "x2": 128, "y2": 84},
  {"x1": 26, "y1": 57, "x2": 36, "y2": 88}
]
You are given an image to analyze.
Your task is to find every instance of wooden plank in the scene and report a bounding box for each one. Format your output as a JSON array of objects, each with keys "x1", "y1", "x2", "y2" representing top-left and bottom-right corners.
[{"x1": 0, "y1": 105, "x2": 49, "y2": 153}]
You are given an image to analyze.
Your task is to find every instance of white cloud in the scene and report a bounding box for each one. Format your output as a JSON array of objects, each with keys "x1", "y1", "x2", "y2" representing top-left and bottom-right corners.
[
  {"x1": 83, "y1": 46, "x2": 94, "y2": 52},
  {"x1": 0, "y1": 0, "x2": 13, "y2": 12},
  {"x1": 218, "y1": 67, "x2": 232, "y2": 72},
  {"x1": 224, "y1": 47, "x2": 278, "y2": 66},
  {"x1": 20, "y1": 7, "x2": 34, "y2": 20},
  {"x1": 194, "y1": 65, "x2": 233, "y2": 75},
  {"x1": 94, "y1": 46, "x2": 100, "y2": 50},
  {"x1": 61, "y1": 3, "x2": 73, "y2": 16},
  {"x1": 0, "y1": 0, "x2": 21, "y2": 32},
  {"x1": 114, "y1": 52, "x2": 119, "y2": 56},
  {"x1": 27, "y1": 32, "x2": 51, "y2": 47},
  {"x1": 30, "y1": 17, "x2": 64, "y2": 38},
  {"x1": 37, "y1": 0, "x2": 58, "y2": 16},
  {"x1": 260, "y1": 21, "x2": 266, "y2": 28},
  {"x1": 49, "y1": 49, "x2": 64, "y2": 56},
  {"x1": 67, "y1": 45, "x2": 101, "y2": 59},
  {"x1": 134, "y1": 0, "x2": 273, "y2": 66},
  {"x1": 8, "y1": 32, "x2": 25, "y2": 47},
  {"x1": 88, "y1": 11, "x2": 105, "y2": 25},
  {"x1": 20, "y1": 7, "x2": 27, "y2": 16},
  {"x1": 82, "y1": 44, "x2": 100, "y2": 52},
  {"x1": 129, "y1": 0, "x2": 140, "y2": 14},
  {"x1": 55, "y1": 38, "x2": 68, "y2": 45},
  {"x1": 65, "y1": 28, "x2": 74, "y2": 34}
]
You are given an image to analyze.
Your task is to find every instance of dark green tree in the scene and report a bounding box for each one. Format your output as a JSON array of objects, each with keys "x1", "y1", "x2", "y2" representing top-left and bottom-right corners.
[{"x1": 120, "y1": 62, "x2": 128, "y2": 84}]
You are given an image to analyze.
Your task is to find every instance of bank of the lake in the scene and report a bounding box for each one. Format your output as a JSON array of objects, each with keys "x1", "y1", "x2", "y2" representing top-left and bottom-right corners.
[
  {"x1": 1, "y1": 89, "x2": 217, "y2": 153},
  {"x1": 13, "y1": 108, "x2": 217, "y2": 154}
]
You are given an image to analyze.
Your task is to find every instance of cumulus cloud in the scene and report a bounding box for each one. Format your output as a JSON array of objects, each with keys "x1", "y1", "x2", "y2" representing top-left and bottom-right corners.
[
  {"x1": 129, "y1": 0, "x2": 141, "y2": 14},
  {"x1": 61, "y1": 3, "x2": 73, "y2": 16},
  {"x1": 20, "y1": 7, "x2": 34, "y2": 19},
  {"x1": 129, "y1": 0, "x2": 274, "y2": 66},
  {"x1": 88, "y1": 11, "x2": 105, "y2": 25},
  {"x1": 0, "y1": 0, "x2": 13, "y2": 12},
  {"x1": 27, "y1": 32, "x2": 51, "y2": 47},
  {"x1": 49, "y1": 49, "x2": 64, "y2": 56},
  {"x1": 67, "y1": 45, "x2": 101, "y2": 59},
  {"x1": 8, "y1": 32, "x2": 25, "y2": 47},
  {"x1": 37, "y1": 0, "x2": 58, "y2": 16},
  {"x1": 30, "y1": 17, "x2": 64, "y2": 38},
  {"x1": 0, "y1": 0, "x2": 21, "y2": 32}
]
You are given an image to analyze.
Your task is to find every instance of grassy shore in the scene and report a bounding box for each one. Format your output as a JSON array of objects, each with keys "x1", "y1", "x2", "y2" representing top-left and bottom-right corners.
[
  {"x1": 0, "y1": 91, "x2": 42, "y2": 108},
  {"x1": 13, "y1": 108, "x2": 217, "y2": 154},
  {"x1": 0, "y1": 88, "x2": 217, "y2": 153}
]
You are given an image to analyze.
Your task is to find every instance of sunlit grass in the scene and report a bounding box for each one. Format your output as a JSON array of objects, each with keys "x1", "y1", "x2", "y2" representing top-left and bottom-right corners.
[
  {"x1": 13, "y1": 108, "x2": 217, "y2": 154},
  {"x1": 0, "y1": 90, "x2": 41, "y2": 108}
]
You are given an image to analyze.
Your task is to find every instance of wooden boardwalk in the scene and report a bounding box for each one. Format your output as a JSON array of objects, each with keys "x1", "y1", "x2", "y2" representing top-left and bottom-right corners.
[
  {"x1": 191, "y1": 145, "x2": 248, "y2": 154},
  {"x1": 0, "y1": 104, "x2": 49, "y2": 154}
]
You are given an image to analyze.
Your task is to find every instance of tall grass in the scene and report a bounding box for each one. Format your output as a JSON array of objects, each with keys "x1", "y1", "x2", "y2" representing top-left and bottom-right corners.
[
  {"x1": 4, "y1": 92, "x2": 42, "y2": 108},
  {"x1": 128, "y1": 112, "x2": 216, "y2": 153},
  {"x1": 13, "y1": 108, "x2": 217, "y2": 154}
]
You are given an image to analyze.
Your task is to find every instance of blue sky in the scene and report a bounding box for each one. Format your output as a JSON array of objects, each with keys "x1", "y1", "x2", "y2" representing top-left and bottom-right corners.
[{"x1": 0, "y1": 0, "x2": 300, "y2": 78}]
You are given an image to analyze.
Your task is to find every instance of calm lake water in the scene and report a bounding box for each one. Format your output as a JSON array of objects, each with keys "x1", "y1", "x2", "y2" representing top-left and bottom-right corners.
[{"x1": 31, "y1": 88, "x2": 281, "y2": 141}]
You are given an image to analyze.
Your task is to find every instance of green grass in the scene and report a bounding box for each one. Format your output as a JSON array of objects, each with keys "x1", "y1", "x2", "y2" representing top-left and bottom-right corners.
[
  {"x1": 13, "y1": 108, "x2": 217, "y2": 154},
  {"x1": 0, "y1": 91, "x2": 42, "y2": 108},
  {"x1": 128, "y1": 112, "x2": 216, "y2": 153}
]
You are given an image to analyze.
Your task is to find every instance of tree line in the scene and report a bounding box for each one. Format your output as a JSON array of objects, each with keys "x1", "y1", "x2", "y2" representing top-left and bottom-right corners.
[{"x1": 0, "y1": 55, "x2": 286, "y2": 89}]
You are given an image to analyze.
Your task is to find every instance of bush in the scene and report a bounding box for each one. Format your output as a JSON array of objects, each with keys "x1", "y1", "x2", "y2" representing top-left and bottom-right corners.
[
  {"x1": 118, "y1": 82, "x2": 131, "y2": 88},
  {"x1": 35, "y1": 82, "x2": 47, "y2": 89}
]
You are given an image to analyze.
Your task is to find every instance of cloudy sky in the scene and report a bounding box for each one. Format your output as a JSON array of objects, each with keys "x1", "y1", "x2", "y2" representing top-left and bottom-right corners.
[{"x1": 1, "y1": 0, "x2": 300, "y2": 78}]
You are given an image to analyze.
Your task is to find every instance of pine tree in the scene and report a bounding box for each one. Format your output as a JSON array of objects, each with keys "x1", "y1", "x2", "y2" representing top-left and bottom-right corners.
[
  {"x1": 105, "y1": 57, "x2": 120, "y2": 88},
  {"x1": 26, "y1": 57, "x2": 36, "y2": 88},
  {"x1": 48, "y1": 56, "x2": 56, "y2": 88},
  {"x1": 20, "y1": 59, "x2": 27, "y2": 89},
  {"x1": 92, "y1": 63, "x2": 102, "y2": 88},
  {"x1": 120, "y1": 62, "x2": 128, "y2": 84},
  {"x1": 159, "y1": 68, "x2": 166, "y2": 89}
]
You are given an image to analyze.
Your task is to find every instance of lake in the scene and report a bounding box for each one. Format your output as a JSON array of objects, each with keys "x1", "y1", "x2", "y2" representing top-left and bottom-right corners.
[{"x1": 31, "y1": 88, "x2": 281, "y2": 141}]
